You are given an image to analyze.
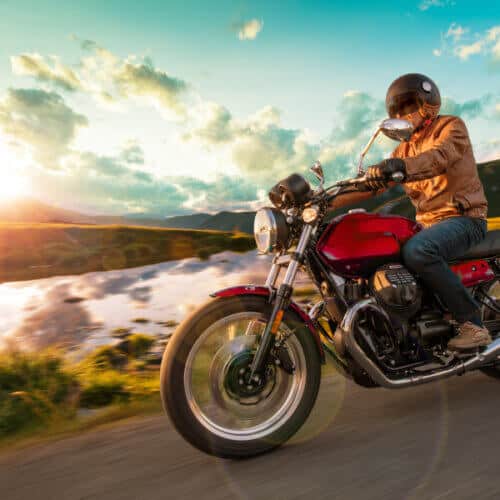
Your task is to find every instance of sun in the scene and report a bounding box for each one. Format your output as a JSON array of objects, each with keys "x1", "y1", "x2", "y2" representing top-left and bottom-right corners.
[{"x1": 0, "y1": 143, "x2": 30, "y2": 201}]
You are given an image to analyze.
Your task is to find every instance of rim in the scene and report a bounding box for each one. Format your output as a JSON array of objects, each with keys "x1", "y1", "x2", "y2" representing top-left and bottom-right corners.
[
  {"x1": 183, "y1": 312, "x2": 307, "y2": 441},
  {"x1": 482, "y1": 279, "x2": 500, "y2": 323}
]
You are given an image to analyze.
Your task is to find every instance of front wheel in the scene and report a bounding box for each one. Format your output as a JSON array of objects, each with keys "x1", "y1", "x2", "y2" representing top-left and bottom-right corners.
[{"x1": 160, "y1": 295, "x2": 321, "y2": 458}]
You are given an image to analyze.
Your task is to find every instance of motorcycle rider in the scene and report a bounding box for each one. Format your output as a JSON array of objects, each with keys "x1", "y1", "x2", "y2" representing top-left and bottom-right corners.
[{"x1": 332, "y1": 73, "x2": 490, "y2": 351}]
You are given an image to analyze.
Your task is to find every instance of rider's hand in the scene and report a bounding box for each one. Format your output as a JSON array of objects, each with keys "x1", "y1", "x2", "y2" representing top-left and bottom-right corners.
[{"x1": 365, "y1": 158, "x2": 407, "y2": 191}]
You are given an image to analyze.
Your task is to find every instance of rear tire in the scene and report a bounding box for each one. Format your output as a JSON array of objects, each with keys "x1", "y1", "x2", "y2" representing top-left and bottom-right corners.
[
  {"x1": 479, "y1": 279, "x2": 500, "y2": 379},
  {"x1": 160, "y1": 295, "x2": 322, "y2": 458}
]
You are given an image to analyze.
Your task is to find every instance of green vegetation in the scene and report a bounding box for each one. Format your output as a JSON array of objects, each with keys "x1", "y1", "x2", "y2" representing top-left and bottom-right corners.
[
  {"x1": 0, "y1": 333, "x2": 162, "y2": 443},
  {"x1": 0, "y1": 223, "x2": 255, "y2": 283}
]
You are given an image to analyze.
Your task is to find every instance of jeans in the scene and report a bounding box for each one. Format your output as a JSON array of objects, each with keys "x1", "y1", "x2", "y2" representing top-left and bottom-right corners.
[{"x1": 402, "y1": 216, "x2": 488, "y2": 325}]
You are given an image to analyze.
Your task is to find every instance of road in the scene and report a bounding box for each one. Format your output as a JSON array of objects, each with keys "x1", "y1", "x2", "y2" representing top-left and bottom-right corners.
[{"x1": 2, "y1": 367, "x2": 500, "y2": 500}]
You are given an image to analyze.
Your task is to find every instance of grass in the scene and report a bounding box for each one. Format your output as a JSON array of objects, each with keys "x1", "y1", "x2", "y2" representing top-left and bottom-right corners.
[
  {"x1": 0, "y1": 223, "x2": 255, "y2": 283},
  {"x1": 0, "y1": 335, "x2": 161, "y2": 447}
]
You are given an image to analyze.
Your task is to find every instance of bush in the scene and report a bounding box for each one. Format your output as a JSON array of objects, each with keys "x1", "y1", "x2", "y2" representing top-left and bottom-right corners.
[
  {"x1": 116, "y1": 334, "x2": 155, "y2": 358},
  {"x1": 79, "y1": 371, "x2": 130, "y2": 408},
  {"x1": 0, "y1": 350, "x2": 78, "y2": 436},
  {"x1": 83, "y1": 346, "x2": 128, "y2": 370}
]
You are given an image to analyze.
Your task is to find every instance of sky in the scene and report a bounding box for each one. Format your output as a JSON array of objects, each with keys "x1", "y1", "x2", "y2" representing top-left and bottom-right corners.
[{"x1": 0, "y1": 0, "x2": 498, "y2": 216}]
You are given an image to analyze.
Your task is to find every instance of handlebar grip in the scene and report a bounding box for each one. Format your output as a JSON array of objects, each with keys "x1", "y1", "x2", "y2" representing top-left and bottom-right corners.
[{"x1": 391, "y1": 171, "x2": 405, "y2": 183}]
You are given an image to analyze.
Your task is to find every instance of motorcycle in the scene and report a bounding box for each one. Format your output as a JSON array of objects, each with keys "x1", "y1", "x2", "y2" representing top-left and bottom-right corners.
[{"x1": 160, "y1": 118, "x2": 500, "y2": 458}]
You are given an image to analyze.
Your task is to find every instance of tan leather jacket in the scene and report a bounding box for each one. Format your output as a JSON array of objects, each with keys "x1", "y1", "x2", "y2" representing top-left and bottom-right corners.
[{"x1": 392, "y1": 115, "x2": 488, "y2": 227}]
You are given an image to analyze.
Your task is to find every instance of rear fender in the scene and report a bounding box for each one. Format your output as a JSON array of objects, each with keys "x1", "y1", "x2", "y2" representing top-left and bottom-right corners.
[{"x1": 211, "y1": 285, "x2": 325, "y2": 363}]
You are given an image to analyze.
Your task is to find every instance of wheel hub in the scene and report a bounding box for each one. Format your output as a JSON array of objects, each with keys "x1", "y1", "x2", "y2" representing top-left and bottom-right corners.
[{"x1": 222, "y1": 351, "x2": 276, "y2": 404}]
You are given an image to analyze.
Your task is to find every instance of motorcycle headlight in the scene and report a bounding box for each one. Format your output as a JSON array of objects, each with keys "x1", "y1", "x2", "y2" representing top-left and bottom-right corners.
[{"x1": 254, "y1": 207, "x2": 289, "y2": 254}]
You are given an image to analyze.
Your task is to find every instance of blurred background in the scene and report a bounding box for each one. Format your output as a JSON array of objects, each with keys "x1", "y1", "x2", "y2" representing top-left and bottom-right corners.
[{"x1": 0, "y1": 1, "x2": 499, "y2": 498}]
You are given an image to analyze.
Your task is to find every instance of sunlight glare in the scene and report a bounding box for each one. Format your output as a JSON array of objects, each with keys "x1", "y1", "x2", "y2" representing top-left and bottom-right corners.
[{"x1": 0, "y1": 142, "x2": 30, "y2": 201}]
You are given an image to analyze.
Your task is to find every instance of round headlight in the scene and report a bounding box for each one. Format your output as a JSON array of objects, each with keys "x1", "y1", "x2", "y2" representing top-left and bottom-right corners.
[
  {"x1": 302, "y1": 206, "x2": 319, "y2": 223},
  {"x1": 254, "y1": 207, "x2": 289, "y2": 254}
]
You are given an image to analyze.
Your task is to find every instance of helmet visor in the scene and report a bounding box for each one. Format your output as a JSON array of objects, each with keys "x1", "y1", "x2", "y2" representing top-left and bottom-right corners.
[{"x1": 387, "y1": 91, "x2": 423, "y2": 118}]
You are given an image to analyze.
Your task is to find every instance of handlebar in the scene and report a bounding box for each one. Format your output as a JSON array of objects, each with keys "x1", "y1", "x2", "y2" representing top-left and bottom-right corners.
[{"x1": 333, "y1": 171, "x2": 404, "y2": 188}]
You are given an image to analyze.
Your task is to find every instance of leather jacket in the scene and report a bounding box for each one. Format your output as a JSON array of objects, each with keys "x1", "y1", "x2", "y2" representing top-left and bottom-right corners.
[{"x1": 392, "y1": 115, "x2": 488, "y2": 227}]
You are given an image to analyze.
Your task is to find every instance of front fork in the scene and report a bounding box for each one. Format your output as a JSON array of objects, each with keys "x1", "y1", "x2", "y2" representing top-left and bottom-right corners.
[{"x1": 249, "y1": 224, "x2": 314, "y2": 379}]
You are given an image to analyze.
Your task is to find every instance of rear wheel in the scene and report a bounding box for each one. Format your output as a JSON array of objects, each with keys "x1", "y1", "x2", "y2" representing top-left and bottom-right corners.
[
  {"x1": 160, "y1": 295, "x2": 321, "y2": 458},
  {"x1": 479, "y1": 279, "x2": 500, "y2": 379}
]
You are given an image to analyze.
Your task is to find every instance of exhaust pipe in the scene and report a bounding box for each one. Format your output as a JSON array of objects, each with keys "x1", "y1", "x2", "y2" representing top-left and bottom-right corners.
[{"x1": 341, "y1": 299, "x2": 500, "y2": 389}]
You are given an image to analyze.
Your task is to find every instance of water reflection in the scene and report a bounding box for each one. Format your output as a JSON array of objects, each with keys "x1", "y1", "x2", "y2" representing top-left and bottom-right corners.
[{"x1": 0, "y1": 251, "x2": 276, "y2": 351}]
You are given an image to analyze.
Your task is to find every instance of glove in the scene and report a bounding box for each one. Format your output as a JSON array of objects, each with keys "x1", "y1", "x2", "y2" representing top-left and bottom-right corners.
[{"x1": 365, "y1": 158, "x2": 407, "y2": 191}]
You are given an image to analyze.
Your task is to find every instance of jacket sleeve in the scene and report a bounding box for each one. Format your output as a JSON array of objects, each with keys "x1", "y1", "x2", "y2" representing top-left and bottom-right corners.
[{"x1": 402, "y1": 117, "x2": 471, "y2": 181}]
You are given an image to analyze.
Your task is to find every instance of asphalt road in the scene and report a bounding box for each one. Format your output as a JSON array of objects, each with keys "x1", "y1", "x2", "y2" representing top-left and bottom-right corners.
[{"x1": 2, "y1": 367, "x2": 500, "y2": 500}]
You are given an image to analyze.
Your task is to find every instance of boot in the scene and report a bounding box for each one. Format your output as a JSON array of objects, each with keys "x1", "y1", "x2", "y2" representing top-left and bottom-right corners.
[{"x1": 447, "y1": 321, "x2": 492, "y2": 351}]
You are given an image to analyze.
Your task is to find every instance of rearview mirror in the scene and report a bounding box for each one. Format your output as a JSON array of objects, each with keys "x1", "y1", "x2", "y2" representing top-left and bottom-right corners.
[
  {"x1": 380, "y1": 118, "x2": 414, "y2": 142},
  {"x1": 310, "y1": 161, "x2": 324, "y2": 187}
]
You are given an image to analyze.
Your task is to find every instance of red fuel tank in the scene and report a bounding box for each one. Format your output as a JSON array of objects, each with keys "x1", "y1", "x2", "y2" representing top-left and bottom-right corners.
[{"x1": 316, "y1": 211, "x2": 421, "y2": 278}]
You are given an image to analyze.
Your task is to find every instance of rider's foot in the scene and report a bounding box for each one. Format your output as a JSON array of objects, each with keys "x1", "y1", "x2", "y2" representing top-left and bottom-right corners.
[{"x1": 447, "y1": 321, "x2": 492, "y2": 351}]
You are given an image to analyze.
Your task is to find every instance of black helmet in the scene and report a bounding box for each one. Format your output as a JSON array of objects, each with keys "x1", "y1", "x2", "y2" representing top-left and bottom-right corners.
[{"x1": 386, "y1": 73, "x2": 441, "y2": 120}]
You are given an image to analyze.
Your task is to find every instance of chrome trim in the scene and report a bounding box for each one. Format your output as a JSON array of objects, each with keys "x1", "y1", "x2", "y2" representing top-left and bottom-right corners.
[
  {"x1": 254, "y1": 207, "x2": 288, "y2": 254},
  {"x1": 341, "y1": 298, "x2": 500, "y2": 389},
  {"x1": 265, "y1": 262, "x2": 280, "y2": 289},
  {"x1": 282, "y1": 224, "x2": 313, "y2": 287},
  {"x1": 379, "y1": 118, "x2": 414, "y2": 142},
  {"x1": 276, "y1": 254, "x2": 292, "y2": 266},
  {"x1": 357, "y1": 128, "x2": 381, "y2": 175},
  {"x1": 308, "y1": 300, "x2": 325, "y2": 321}
]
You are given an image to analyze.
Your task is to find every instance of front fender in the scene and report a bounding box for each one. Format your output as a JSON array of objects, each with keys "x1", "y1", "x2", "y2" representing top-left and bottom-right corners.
[{"x1": 211, "y1": 285, "x2": 325, "y2": 363}]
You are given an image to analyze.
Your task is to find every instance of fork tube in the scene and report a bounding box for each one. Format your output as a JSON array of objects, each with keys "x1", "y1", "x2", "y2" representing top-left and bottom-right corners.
[
  {"x1": 250, "y1": 225, "x2": 313, "y2": 379},
  {"x1": 265, "y1": 260, "x2": 281, "y2": 289}
]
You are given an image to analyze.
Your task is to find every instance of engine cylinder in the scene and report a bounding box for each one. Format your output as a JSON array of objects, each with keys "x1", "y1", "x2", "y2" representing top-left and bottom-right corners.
[{"x1": 370, "y1": 263, "x2": 422, "y2": 319}]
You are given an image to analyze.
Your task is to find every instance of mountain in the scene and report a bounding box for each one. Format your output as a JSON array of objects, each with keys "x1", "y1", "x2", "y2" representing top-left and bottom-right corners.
[
  {"x1": 163, "y1": 213, "x2": 211, "y2": 229},
  {"x1": 0, "y1": 198, "x2": 96, "y2": 224},
  {"x1": 199, "y1": 211, "x2": 255, "y2": 233},
  {"x1": 1, "y1": 159, "x2": 497, "y2": 231}
]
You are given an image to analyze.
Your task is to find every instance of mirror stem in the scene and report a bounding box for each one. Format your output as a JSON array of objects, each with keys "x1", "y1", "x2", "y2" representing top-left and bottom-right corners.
[{"x1": 357, "y1": 128, "x2": 381, "y2": 175}]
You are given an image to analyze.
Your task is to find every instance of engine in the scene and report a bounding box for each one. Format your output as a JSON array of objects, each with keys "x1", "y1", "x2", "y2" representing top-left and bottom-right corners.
[{"x1": 369, "y1": 263, "x2": 422, "y2": 319}]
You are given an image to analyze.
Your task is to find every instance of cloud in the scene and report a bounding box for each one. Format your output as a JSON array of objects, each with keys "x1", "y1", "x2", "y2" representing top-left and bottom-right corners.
[
  {"x1": 235, "y1": 19, "x2": 264, "y2": 41},
  {"x1": 11, "y1": 53, "x2": 82, "y2": 92},
  {"x1": 454, "y1": 40, "x2": 484, "y2": 60},
  {"x1": 12, "y1": 39, "x2": 190, "y2": 117},
  {"x1": 114, "y1": 59, "x2": 189, "y2": 116},
  {"x1": 434, "y1": 24, "x2": 500, "y2": 68},
  {"x1": 176, "y1": 174, "x2": 261, "y2": 211},
  {"x1": 440, "y1": 95, "x2": 494, "y2": 119},
  {"x1": 185, "y1": 90, "x2": 394, "y2": 186},
  {"x1": 184, "y1": 103, "x2": 319, "y2": 183},
  {"x1": 419, "y1": 0, "x2": 454, "y2": 11},
  {"x1": 445, "y1": 23, "x2": 467, "y2": 42},
  {"x1": 0, "y1": 88, "x2": 88, "y2": 168},
  {"x1": 183, "y1": 101, "x2": 233, "y2": 144},
  {"x1": 120, "y1": 140, "x2": 145, "y2": 164},
  {"x1": 24, "y1": 135, "x2": 262, "y2": 215}
]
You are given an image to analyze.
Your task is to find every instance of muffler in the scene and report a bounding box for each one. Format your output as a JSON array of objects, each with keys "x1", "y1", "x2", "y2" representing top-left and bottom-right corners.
[{"x1": 341, "y1": 298, "x2": 500, "y2": 389}]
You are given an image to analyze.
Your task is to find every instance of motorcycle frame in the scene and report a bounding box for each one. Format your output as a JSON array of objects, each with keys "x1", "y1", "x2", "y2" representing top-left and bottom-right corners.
[{"x1": 214, "y1": 223, "x2": 500, "y2": 385}]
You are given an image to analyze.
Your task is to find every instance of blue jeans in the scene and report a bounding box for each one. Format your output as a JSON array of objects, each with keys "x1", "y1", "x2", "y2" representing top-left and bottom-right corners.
[{"x1": 402, "y1": 216, "x2": 488, "y2": 325}]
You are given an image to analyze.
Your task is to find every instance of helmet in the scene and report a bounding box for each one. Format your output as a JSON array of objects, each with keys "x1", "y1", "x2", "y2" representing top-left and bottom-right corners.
[{"x1": 386, "y1": 73, "x2": 441, "y2": 120}]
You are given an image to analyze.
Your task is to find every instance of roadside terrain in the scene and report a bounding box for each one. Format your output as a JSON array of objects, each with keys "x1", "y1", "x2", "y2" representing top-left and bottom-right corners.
[
  {"x1": 2, "y1": 368, "x2": 500, "y2": 500},
  {"x1": 0, "y1": 223, "x2": 253, "y2": 283}
]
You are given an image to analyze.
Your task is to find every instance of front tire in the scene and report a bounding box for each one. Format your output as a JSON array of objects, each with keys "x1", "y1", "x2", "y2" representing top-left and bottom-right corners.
[{"x1": 160, "y1": 295, "x2": 321, "y2": 458}]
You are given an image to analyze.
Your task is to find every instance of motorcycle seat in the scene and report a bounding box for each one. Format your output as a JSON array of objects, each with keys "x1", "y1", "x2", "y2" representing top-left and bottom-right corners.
[{"x1": 453, "y1": 229, "x2": 500, "y2": 261}]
